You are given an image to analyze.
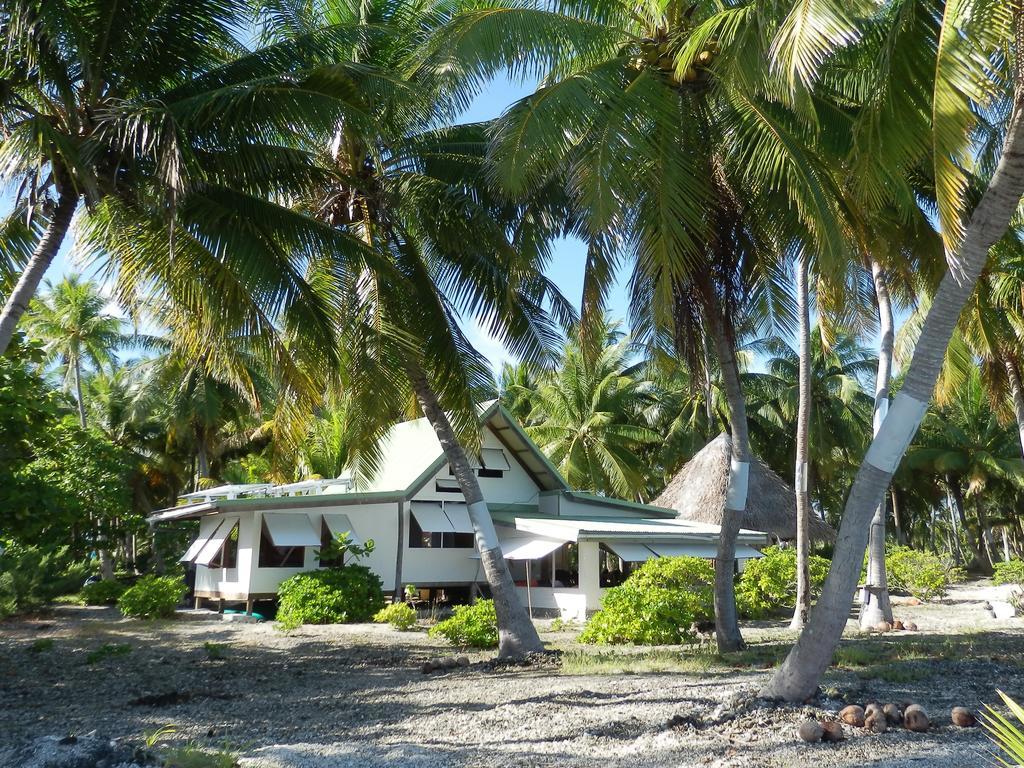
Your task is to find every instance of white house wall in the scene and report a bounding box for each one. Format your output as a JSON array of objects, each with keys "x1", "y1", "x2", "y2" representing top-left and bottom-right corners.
[{"x1": 194, "y1": 511, "x2": 256, "y2": 599}]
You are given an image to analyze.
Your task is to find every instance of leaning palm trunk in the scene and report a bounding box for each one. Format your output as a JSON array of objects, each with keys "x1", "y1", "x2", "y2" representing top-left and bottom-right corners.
[
  {"x1": 859, "y1": 257, "x2": 895, "y2": 629},
  {"x1": 706, "y1": 308, "x2": 748, "y2": 653},
  {"x1": 762, "y1": 71, "x2": 1024, "y2": 702},
  {"x1": 407, "y1": 365, "x2": 544, "y2": 657},
  {"x1": 790, "y1": 251, "x2": 812, "y2": 630},
  {"x1": 0, "y1": 192, "x2": 78, "y2": 355},
  {"x1": 73, "y1": 357, "x2": 87, "y2": 428},
  {"x1": 1004, "y1": 357, "x2": 1024, "y2": 458}
]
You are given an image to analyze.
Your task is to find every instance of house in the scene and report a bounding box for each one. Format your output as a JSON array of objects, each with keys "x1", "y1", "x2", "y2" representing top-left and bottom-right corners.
[
  {"x1": 150, "y1": 403, "x2": 768, "y2": 620},
  {"x1": 653, "y1": 433, "x2": 836, "y2": 543}
]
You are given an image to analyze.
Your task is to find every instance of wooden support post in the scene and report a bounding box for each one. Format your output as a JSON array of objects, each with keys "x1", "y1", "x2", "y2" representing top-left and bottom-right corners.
[{"x1": 245, "y1": 598, "x2": 254, "y2": 615}]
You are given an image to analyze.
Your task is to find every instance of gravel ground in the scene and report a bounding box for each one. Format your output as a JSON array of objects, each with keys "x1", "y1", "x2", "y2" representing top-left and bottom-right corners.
[{"x1": 1, "y1": 581, "x2": 1022, "y2": 767}]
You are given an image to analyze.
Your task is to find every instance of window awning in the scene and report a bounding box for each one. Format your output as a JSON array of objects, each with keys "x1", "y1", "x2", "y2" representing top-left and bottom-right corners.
[
  {"x1": 180, "y1": 517, "x2": 225, "y2": 563},
  {"x1": 480, "y1": 448, "x2": 511, "y2": 471},
  {"x1": 411, "y1": 502, "x2": 452, "y2": 533},
  {"x1": 195, "y1": 518, "x2": 238, "y2": 566},
  {"x1": 323, "y1": 513, "x2": 362, "y2": 545},
  {"x1": 435, "y1": 477, "x2": 461, "y2": 492},
  {"x1": 646, "y1": 542, "x2": 717, "y2": 559},
  {"x1": 736, "y1": 545, "x2": 764, "y2": 559},
  {"x1": 605, "y1": 542, "x2": 657, "y2": 562},
  {"x1": 263, "y1": 513, "x2": 320, "y2": 547},
  {"x1": 444, "y1": 503, "x2": 475, "y2": 534},
  {"x1": 502, "y1": 537, "x2": 564, "y2": 560}
]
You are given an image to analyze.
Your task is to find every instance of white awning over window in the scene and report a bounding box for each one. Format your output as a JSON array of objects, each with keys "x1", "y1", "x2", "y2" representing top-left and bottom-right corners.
[
  {"x1": 646, "y1": 542, "x2": 717, "y2": 559},
  {"x1": 435, "y1": 477, "x2": 461, "y2": 492},
  {"x1": 480, "y1": 447, "x2": 511, "y2": 471},
  {"x1": 605, "y1": 542, "x2": 657, "y2": 562},
  {"x1": 502, "y1": 537, "x2": 564, "y2": 560},
  {"x1": 411, "y1": 502, "x2": 453, "y2": 533},
  {"x1": 195, "y1": 518, "x2": 238, "y2": 566},
  {"x1": 323, "y1": 513, "x2": 362, "y2": 545},
  {"x1": 263, "y1": 513, "x2": 320, "y2": 547},
  {"x1": 736, "y1": 545, "x2": 764, "y2": 560},
  {"x1": 443, "y1": 503, "x2": 475, "y2": 534},
  {"x1": 180, "y1": 517, "x2": 224, "y2": 563}
]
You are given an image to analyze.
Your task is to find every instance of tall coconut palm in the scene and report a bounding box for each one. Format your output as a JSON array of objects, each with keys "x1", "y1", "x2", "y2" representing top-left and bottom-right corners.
[
  {"x1": 0, "y1": 0, "x2": 372, "y2": 359},
  {"x1": 437, "y1": 0, "x2": 850, "y2": 652},
  {"x1": 765, "y1": 0, "x2": 1024, "y2": 702},
  {"x1": 258, "y1": 0, "x2": 578, "y2": 657},
  {"x1": 26, "y1": 275, "x2": 124, "y2": 427}
]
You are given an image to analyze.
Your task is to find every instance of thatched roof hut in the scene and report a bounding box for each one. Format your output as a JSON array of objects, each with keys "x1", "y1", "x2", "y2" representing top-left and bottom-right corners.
[{"x1": 653, "y1": 433, "x2": 835, "y2": 543}]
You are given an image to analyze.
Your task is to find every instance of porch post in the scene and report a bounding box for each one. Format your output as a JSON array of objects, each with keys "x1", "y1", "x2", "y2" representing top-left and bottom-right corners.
[{"x1": 577, "y1": 541, "x2": 601, "y2": 613}]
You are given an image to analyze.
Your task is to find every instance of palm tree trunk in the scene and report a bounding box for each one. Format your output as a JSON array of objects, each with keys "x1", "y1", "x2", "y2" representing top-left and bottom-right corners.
[
  {"x1": 859, "y1": 257, "x2": 895, "y2": 629},
  {"x1": 705, "y1": 307, "x2": 747, "y2": 653},
  {"x1": 891, "y1": 490, "x2": 906, "y2": 545},
  {"x1": 790, "y1": 251, "x2": 812, "y2": 630},
  {"x1": 406, "y1": 363, "x2": 544, "y2": 657},
  {"x1": 0, "y1": 192, "x2": 78, "y2": 355},
  {"x1": 74, "y1": 357, "x2": 87, "y2": 428},
  {"x1": 762, "y1": 49, "x2": 1024, "y2": 702},
  {"x1": 1004, "y1": 356, "x2": 1024, "y2": 457},
  {"x1": 949, "y1": 477, "x2": 987, "y2": 571}
]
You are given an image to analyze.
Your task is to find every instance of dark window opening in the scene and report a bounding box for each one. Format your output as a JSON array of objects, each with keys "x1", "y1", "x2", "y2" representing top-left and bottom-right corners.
[
  {"x1": 408, "y1": 514, "x2": 475, "y2": 549},
  {"x1": 477, "y1": 467, "x2": 504, "y2": 479},
  {"x1": 209, "y1": 523, "x2": 238, "y2": 569},
  {"x1": 258, "y1": 520, "x2": 305, "y2": 567},
  {"x1": 318, "y1": 519, "x2": 344, "y2": 568},
  {"x1": 435, "y1": 478, "x2": 463, "y2": 493}
]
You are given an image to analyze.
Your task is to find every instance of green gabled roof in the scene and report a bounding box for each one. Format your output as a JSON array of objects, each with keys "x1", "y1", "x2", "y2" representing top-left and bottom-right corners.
[{"x1": 552, "y1": 490, "x2": 676, "y2": 518}]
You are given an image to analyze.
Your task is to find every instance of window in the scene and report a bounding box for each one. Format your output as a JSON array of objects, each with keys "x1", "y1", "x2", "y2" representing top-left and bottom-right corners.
[
  {"x1": 477, "y1": 467, "x2": 503, "y2": 479},
  {"x1": 435, "y1": 477, "x2": 462, "y2": 494},
  {"x1": 408, "y1": 513, "x2": 475, "y2": 549},
  {"x1": 318, "y1": 518, "x2": 344, "y2": 568},
  {"x1": 258, "y1": 519, "x2": 305, "y2": 567},
  {"x1": 209, "y1": 523, "x2": 238, "y2": 569}
]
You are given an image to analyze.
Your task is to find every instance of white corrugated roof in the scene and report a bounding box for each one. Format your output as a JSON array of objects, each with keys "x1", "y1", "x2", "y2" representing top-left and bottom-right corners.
[{"x1": 513, "y1": 516, "x2": 766, "y2": 545}]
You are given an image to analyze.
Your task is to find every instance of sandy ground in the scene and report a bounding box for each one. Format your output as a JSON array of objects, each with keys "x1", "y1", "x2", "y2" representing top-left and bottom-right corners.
[{"x1": 1, "y1": 581, "x2": 1023, "y2": 767}]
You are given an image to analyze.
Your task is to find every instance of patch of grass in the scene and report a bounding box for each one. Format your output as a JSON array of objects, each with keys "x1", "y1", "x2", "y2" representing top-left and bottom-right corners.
[
  {"x1": 718, "y1": 644, "x2": 789, "y2": 669},
  {"x1": 203, "y1": 642, "x2": 229, "y2": 660},
  {"x1": 561, "y1": 648, "x2": 717, "y2": 675},
  {"x1": 28, "y1": 637, "x2": 54, "y2": 653},
  {"x1": 853, "y1": 663, "x2": 932, "y2": 683},
  {"x1": 159, "y1": 743, "x2": 239, "y2": 768},
  {"x1": 85, "y1": 642, "x2": 132, "y2": 665}
]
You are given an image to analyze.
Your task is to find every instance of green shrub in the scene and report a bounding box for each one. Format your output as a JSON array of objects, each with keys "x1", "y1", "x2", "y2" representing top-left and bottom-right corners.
[
  {"x1": 736, "y1": 545, "x2": 830, "y2": 619},
  {"x1": 0, "y1": 543, "x2": 89, "y2": 617},
  {"x1": 886, "y1": 547, "x2": 951, "y2": 601},
  {"x1": 994, "y1": 560, "x2": 1024, "y2": 586},
  {"x1": 117, "y1": 575, "x2": 185, "y2": 619},
  {"x1": 276, "y1": 565, "x2": 385, "y2": 630},
  {"x1": 578, "y1": 557, "x2": 714, "y2": 645},
  {"x1": 428, "y1": 599, "x2": 499, "y2": 648},
  {"x1": 28, "y1": 638, "x2": 54, "y2": 653},
  {"x1": 373, "y1": 602, "x2": 417, "y2": 631},
  {"x1": 81, "y1": 579, "x2": 127, "y2": 605},
  {"x1": 85, "y1": 642, "x2": 132, "y2": 665}
]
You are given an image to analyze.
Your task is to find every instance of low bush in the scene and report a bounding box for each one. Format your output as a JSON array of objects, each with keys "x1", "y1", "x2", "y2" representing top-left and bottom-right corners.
[
  {"x1": 994, "y1": 559, "x2": 1024, "y2": 586},
  {"x1": 736, "y1": 545, "x2": 830, "y2": 619},
  {"x1": 578, "y1": 557, "x2": 714, "y2": 645},
  {"x1": 886, "y1": 547, "x2": 952, "y2": 601},
  {"x1": 81, "y1": 579, "x2": 127, "y2": 606},
  {"x1": 118, "y1": 575, "x2": 185, "y2": 619},
  {"x1": 85, "y1": 642, "x2": 132, "y2": 665},
  {"x1": 428, "y1": 599, "x2": 498, "y2": 648},
  {"x1": 373, "y1": 602, "x2": 417, "y2": 631},
  {"x1": 0, "y1": 543, "x2": 89, "y2": 617},
  {"x1": 276, "y1": 565, "x2": 385, "y2": 630}
]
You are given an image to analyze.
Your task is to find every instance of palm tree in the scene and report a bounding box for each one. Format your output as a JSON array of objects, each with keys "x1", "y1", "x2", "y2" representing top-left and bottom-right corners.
[
  {"x1": 522, "y1": 324, "x2": 660, "y2": 499},
  {"x1": 258, "y1": 0, "x2": 578, "y2": 657},
  {"x1": 441, "y1": 0, "x2": 849, "y2": 652},
  {"x1": 25, "y1": 276, "x2": 123, "y2": 427},
  {"x1": 0, "y1": 0, "x2": 367, "y2": 359},
  {"x1": 765, "y1": 0, "x2": 1024, "y2": 702}
]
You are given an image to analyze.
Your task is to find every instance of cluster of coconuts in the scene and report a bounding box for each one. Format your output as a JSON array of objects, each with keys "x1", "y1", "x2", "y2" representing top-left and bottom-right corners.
[
  {"x1": 635, "y1": 38, "x2": 717, "y2": 85},
  {"x1": 873, "y1": 619, "x2": 917, "y2": 632},
  {"x1": 798, "y1": 703, "x2": 976, "y2": 742}
]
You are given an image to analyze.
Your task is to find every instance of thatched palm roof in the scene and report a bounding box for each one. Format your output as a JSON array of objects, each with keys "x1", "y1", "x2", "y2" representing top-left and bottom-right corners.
[{"x1": 653, "y1": 433, "x2": 835, "y2": 543}]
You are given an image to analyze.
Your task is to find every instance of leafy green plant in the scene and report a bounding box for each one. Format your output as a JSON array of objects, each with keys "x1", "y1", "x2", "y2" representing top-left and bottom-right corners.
[
  {"x1": 159, "y1": 742, "x2": 240, "y2": 768},
  {"x1": 81, "y1": 579, "x2": 127, "y2": 606},
  {"x1": 315, "y1": 531, "x2": 375, "y2": 567},
  {"x1": 373, "y1": 602, "x2": 417, "y2": 631},
  {"x1": 276, "y1": 565, "x2": 385, "y2": 630},
  {"x1": 203, "y1": 642, "x2": 229, "y2": 660},
  {"x1": 736, "y1": 545, "x2": 830, "y2": 619},
  {"x1": 428, "y1": 599, "x2": 498, "y2": 649},
  {"x1": 886, "y1": 547, "x2": 952, "y2": 601},
  {"x1": 549, "y1": 617, "x2": 578, "y2": 632},
  {"x1": 0, "y1": 542, "x2": 89, "y2": 617},
  {"x1": 982, "y1": 690, "x2": 1024, "y2": 764},
  {"x1": 993, "y1": 559, "x2": 1024, "y2": 586},
  {"x1": 86, "y1": 642, "x2": 132, "y2": 665},
  {"x1": 578, "y1": 557, "x2": 714, "y2": 645},
  {"x1": 117, "y1": 575, "x2": 186, "y2": 619},
  {"x1": 28, "y1": 638, "x2": 54, "y2": 654}
]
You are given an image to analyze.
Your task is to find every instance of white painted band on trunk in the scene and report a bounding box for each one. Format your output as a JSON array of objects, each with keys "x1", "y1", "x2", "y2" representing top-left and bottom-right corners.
[
  {"x1": 725, "y1": 459, "x2": 749, "y2": 511},
  {"x1": 795, "y1": 462, "x2": 808, "y2": 493},
  {"x1": 864, "y1": 393, "x2": 928, "y2": 473},
  {"x1": 467, "y1": 500, "x2": 500, "y2": 551},
  {"x1": 873, "y1": 396, "x2": 889, "y2": 436}
]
